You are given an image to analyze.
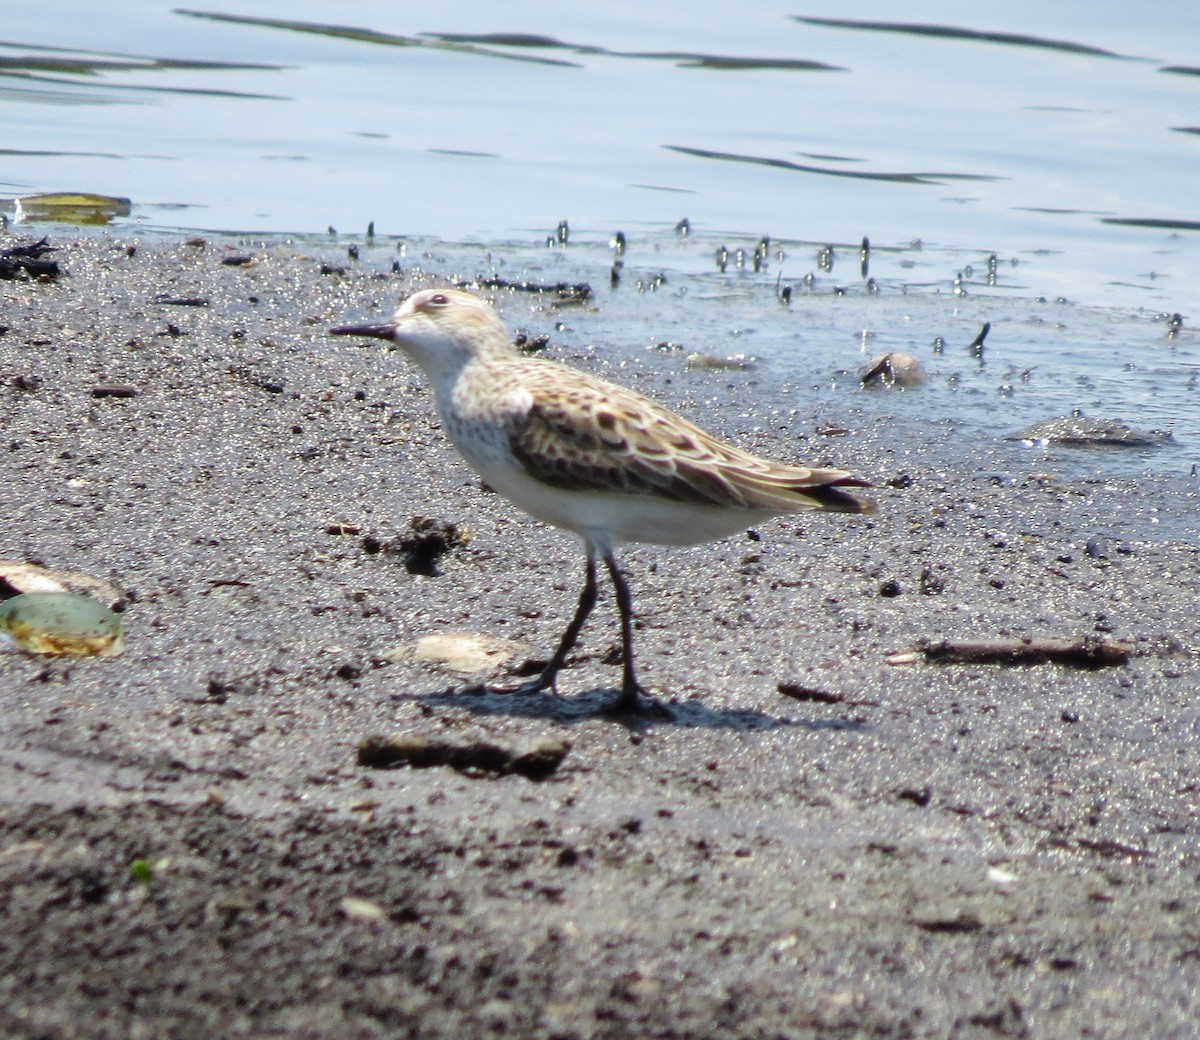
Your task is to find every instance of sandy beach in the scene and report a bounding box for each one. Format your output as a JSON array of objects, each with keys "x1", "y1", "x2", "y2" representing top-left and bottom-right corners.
[{"x1": 1, "y1": 234, "x2": 1198, "y2": 1039}]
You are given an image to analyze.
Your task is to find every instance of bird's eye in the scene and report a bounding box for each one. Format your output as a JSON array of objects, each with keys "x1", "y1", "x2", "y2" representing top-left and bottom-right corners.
[{"x1": 428, "y1": 292, "x2": 450, "y2": 306}]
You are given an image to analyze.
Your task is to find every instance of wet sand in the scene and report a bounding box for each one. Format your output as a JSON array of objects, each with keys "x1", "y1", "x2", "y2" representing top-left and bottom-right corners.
[{"x1": 1, "y1": 235, "x2": 1199, "y2": 1039}]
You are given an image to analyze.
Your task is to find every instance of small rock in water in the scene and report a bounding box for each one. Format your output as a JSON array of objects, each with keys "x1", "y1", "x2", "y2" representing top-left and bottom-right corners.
[
  {"x1": 0, "y1": 592, "x2": 124, "y2": 657},
  {"x1": 1008, "y1": 417, "x2": 1175, "y2": 448},
  {"x1": 858, "y1": 352, "x2": 924, "y2": 387},
  {"x1": 685, "y1": 352, "x2": 757, "y2": 371}
]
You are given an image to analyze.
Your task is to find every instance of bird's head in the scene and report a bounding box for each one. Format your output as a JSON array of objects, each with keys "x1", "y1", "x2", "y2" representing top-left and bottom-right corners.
[{"x1": 330, "y1": 288, "x2": 510, "y2": 376}]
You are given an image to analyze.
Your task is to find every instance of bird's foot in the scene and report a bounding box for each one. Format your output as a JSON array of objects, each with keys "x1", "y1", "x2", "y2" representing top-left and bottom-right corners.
[
  {"x1": 479, "y1": 667, "x2": 558, "y2": 697},
  {"x1": 470, "y1": 669, "x2": 671, "y2": 721},
  {"x1": 601, "y1": 684, "x2": 674, "y2": 722}
]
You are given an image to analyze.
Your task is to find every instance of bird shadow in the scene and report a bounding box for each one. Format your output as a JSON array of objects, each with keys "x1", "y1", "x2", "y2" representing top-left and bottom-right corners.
[{"x1": 395, "y1": 684, "x2": 869, "y2": 733}]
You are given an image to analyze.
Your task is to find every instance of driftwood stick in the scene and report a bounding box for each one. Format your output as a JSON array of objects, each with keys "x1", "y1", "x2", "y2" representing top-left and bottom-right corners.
[{"x1": 919, "y1": 636, "x2": 1131, "y2": 669}]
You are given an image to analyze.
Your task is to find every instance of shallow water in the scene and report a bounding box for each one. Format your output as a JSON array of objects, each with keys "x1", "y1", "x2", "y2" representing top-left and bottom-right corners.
[
  {"x1": 3, "y1": 2, "x2": 1198, "y2": 300},
  {"x1": 3, "y1": 2, "x2": 1198, "y2": 517}
]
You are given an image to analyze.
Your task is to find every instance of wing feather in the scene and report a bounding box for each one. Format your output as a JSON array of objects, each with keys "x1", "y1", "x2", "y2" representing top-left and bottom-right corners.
[{"x1": 506, "y1": 371, "x2": 874, "y2": 514}]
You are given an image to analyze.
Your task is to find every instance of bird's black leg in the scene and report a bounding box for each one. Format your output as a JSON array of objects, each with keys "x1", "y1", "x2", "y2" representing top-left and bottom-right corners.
[
  {"x1": 503, "y1": 546, "x2": 597, "y2": 695},
  {"x1": 603, "y1": 551, "x2": 642, "y2": 710},
  {"x1": 601, "y1": 551, "x2": 671, "y2": 719}
]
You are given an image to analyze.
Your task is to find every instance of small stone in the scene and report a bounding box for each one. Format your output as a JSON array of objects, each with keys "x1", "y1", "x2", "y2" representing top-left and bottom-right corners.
[
  {"x1": 90, "y1": 384, "x2": 139, "y2": 399},
  {"x1": 387, "y1": 631, "x2": 525, "y2": 674},
  {"x1": 0, "y1": 560, "x2": 123, "y2": 608},
  {"x1": 1008, "y1": 416, "x2": 1174, "y2": 448},
  {"x1": 0, "y1": 592, "x2": 124, "y2": 657},
  {"x1": 859, "y1": 352, "x2": 924, "y2": 387},
  {"x1": 684, "y1": 352, "x2": 757, "y2": 371},
  {"x1": 340, "y1": 897, "x2": 386, "y2": 922}
]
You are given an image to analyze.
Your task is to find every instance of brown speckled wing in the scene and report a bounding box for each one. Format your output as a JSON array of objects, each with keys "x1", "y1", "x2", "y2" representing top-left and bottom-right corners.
[{"x1": 508, "y1": 376, "x2": 875, "y2": 514}]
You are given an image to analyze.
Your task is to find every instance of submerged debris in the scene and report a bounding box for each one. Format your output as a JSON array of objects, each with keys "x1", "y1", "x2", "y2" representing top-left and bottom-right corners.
[
  {"x1": 475, "y1": 276, "x2": 591, "y2": 303},
  {"x1": 11, "y1": 193, "x2": 130, "y2": 225},
  {"x1": 968, "y1": 321, "x2": 991, "y2": 354}
]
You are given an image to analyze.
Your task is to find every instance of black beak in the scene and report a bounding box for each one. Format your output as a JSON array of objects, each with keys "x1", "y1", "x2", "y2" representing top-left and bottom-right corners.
[{"x1": 329, "y1": 321, "x2": 395, "y2": 340}]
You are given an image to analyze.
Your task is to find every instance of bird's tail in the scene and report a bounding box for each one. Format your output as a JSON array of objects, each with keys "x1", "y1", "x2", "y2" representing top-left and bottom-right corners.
[{"x1": 796, "y1": 472, "x2": 877, "y2": 514}]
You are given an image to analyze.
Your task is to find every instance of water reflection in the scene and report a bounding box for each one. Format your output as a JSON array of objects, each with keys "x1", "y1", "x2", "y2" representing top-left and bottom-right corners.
[
  {"x1": 0, "y1": 1, "x2": 1196, "y2": 317},
  {"x1": 665, "y1": 145, "x2": 1001, "y2": 185},
  {"x1": 0, "y1": 38, "x2": 284, "y2": 103},
  {"x1": 793, "y1": 17, "x2": 1133, "y2": 59},
  {"x1": 176, "y1": 10, "x2": 582, "y2": 67},
  {"x1": 423, "y1": 31, "x2": 844, "y2": 71}
]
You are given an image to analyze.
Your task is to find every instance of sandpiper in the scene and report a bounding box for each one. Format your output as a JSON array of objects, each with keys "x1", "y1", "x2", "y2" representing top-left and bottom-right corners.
[{"x1": 331, "y1": 288, "x2": 875, "y2": 715}]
